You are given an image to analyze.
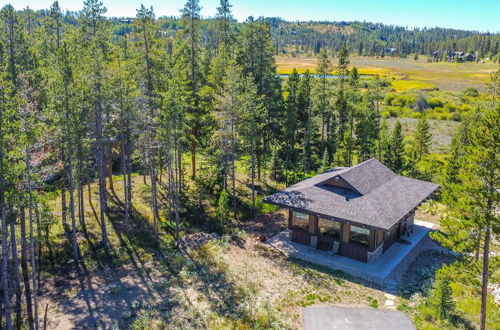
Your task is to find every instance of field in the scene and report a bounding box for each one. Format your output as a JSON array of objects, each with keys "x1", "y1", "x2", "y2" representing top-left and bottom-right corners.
[{"x1": 276, "y1": 55, "x2": 499, "y2": 92}]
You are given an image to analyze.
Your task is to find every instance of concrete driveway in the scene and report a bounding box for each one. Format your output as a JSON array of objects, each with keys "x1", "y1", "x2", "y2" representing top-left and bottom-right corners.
[{"x1": 303, "y1": 307, "x2": 416, "y2": 330}]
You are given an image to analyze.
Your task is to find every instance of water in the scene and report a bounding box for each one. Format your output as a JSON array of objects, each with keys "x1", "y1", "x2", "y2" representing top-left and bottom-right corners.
[{"x1": 278, "y1": 74, "x2": 372, "y2": 79}]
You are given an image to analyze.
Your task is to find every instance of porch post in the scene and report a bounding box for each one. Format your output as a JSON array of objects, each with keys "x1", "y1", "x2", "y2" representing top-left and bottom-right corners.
[
  {"x1": 288, "y1": 208, "x2": 293, "y2": 229},
  {"x1": 309, "y1": 214, "x2": 319, "y2": 248},
  {"x1": 368, "y1": 229, "x2": 376, "y2": 252},
  {"x1": 342, "y1": 223, "x2": 350, "y2": 243}
]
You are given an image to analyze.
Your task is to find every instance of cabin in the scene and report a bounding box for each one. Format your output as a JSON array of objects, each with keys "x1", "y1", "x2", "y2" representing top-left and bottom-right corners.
[{"x1": 263, "y1": 158, "x2": 439, "y2": 263}]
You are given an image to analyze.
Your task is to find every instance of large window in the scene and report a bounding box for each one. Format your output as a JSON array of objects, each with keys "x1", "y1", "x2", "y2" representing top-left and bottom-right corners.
[
  {"x1": 292, "y1": 211, "x2": 309, "y2": 230},
  {"x1": 319, "y1": 218, "x2": 341, "y2": 239},
  {"x1": 349, "y1": 225, "x2": 370, "y2": 247}
]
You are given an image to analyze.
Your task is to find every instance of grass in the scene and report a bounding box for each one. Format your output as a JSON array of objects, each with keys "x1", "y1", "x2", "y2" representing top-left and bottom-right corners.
[
  {"x1": 276, "y1": 55, "x2": 498, "y2": 92},
  {"x1": 390, "y1": 79, "x2": 437, "y2": 92},
  {"x1": 386, "y1": 117, "x2": 460, "y2": 153}
]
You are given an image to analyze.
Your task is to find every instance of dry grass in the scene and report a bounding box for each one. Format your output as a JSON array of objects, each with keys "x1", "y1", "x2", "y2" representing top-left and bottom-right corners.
[{"x1": 386, "y1": 117, "x2": 460, "y2": 153}]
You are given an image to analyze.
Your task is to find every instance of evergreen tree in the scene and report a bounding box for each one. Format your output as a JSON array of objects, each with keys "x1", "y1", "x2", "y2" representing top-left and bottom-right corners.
[
  {"x1": 314, "y1": 49, "x2": 332, "y2": 154},
  {"x1": 429, "y1": 276, "x2": 454, "y2": 320},
  {"x1": 216, "y1": 188, "x2": 230, "y2": 232},
  {"x1": 414, "y1": 116, "x2": 432, "y2": 161},
  {"x1": 389, "y1": 120, "x2": 405, "y2": 173},
  {"x1": 179, "y1": 0, "x2": 204, "y2": 179}
]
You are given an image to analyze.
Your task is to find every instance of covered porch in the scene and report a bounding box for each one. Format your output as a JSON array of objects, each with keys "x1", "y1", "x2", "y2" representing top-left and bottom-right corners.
[
  {"x1": 287, "y1": 208, "x2": 416, "y2": 263},
  {"x1": 266, "y1": 219, "x2": 434, "y2": 284}
]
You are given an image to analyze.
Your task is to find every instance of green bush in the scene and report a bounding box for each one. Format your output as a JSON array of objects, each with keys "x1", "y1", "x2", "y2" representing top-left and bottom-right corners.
[
  {"x1": 444, "y1": 102, "x2": 458, "y2": 113},
  {"x1": 450, "y1": 112, "x2": 462, "y2": 121},
  {"x1": 462, "y1": 87, "x2": 479, "y2": 97},
  {"x1": 384, "y1": 93, "x2": 396, "y2": 105},
  {"x1": 427, "y1": 97, "x2": 444, "y2": 108},
  {"x1": 460, "y1": 104, "x2": 472, "y2": 112},
  {"x1": 411, "y1": 112, "x2": 422, "y2": 118}
]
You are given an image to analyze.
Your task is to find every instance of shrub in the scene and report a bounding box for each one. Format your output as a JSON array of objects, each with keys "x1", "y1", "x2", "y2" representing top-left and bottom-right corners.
[
  {"x1": 427, "y1": 97, "x2": 444, "y2": 108},
  {"x1": 411, "y1": 112, "x2": 422, "y2": 118},
  {"x1": 462, "y1": 87, "x2": 479, "y2": 97},
  {"x1": 444, "y1": 102, "x2": 458, "y2": 113},
  {"x1": 381, "y1": 111, "x2": 391, "y2": 119},
  {"x1": 384, "y1": 93, "x2": 396, "y2": 105},
  {"x1": 439, "y1": 113, "x2": 451, "y2": 120},
  {"x1": 433, "y1": 107, "x2": 444, "y2": 113},
  {"x1": 451, "y1": 112, "x2": 462, "y2": 121},
  {"x1": 460, "y1": 104, "x2": 472, "y2": 112}
]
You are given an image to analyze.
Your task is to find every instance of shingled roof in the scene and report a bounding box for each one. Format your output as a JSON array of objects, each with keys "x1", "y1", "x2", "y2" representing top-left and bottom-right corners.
[{"x1": 264, "y1": 158, "x2": 439, "y2": 231}]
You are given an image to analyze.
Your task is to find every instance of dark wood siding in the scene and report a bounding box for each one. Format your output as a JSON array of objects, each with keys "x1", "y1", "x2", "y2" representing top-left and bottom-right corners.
[
  {"x1": 340, "y1": 242, "x2": 368, "y2": 262},
  {"x1": 383, "y1": 230, "x2": 398, "y2": 252},
  {"x1": 317, "y1": 235, "x2": 335, "y2": 251},
  {"x1": 291, "y1": 227, "x2": 311, "y2": 246}
]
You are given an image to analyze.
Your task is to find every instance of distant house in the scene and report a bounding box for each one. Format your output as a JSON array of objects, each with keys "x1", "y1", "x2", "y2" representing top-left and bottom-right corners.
[
  {"x1": 447, "y1": 51, "x2": 476, "y2": 62},
  {"x1": 120, "y1": 19, "x2": 132, "y2": 24},
  {"x1": 264, "y1": 158, "x2": 439, "y2": 263},
  {"x1": 385, "y1": 47, "x2": 397, "y2": 54}
]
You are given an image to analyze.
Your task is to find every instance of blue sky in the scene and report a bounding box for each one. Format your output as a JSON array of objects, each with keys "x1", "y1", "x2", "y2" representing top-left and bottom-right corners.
[{"x1": 6, "y1": 0, "x2": 500, "y2": 32}]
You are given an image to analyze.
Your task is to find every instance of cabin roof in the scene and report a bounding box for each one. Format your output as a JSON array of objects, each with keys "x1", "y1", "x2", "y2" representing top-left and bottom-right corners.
[{"x1": 263, "y1": 158, "x2": 439, "y2": 231}]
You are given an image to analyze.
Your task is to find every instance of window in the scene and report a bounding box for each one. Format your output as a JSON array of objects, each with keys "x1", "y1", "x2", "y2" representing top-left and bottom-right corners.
[
  {"x1": 349, "y1": 225, "x2": 370, "y2": 247},
  {"x1": 319, "y1": 218, "x2": 341, "y2": 239},
  {"x1": 293, "y1": 211, "x2": 309, "y2": 219},
  {"x1": 292, "y1": 211, "x2": 309, "y2": 230}
]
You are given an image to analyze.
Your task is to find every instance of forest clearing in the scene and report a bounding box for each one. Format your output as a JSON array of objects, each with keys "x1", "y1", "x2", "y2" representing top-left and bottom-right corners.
[{"x1": 0, "y1": 0, "x2": 499, "y2": 329}]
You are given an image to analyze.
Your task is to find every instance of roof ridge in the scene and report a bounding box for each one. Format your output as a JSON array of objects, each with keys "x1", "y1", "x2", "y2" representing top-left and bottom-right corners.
[{"x1": 337, "y1": 157, "x2": 378, "y2": 178}]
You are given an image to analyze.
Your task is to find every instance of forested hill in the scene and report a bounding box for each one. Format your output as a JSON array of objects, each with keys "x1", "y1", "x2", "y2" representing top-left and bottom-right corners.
[
  {"x1": 16, "y1": 7, "x2": 500, "y2": 60},
  {"x1": 263, "y1": 19, "x2": 500, "y2": 58}
]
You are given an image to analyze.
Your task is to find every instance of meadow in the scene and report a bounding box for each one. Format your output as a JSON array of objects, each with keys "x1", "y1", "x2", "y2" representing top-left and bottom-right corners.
[{"x1": 276, "y1": 55, "x2": 498, "y2": 92}]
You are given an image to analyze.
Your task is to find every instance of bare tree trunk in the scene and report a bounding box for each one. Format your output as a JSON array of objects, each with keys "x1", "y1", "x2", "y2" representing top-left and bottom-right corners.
[
  {"x1": 20, "y1": 209, "x2": 34, "y2": 329},
  {"x1": 1, "y1": 187, "x2": 11, "y2": 330},
  {"x1": 10, "y1": 221, "x2": 22, "y2": 329},
  {"x1": 95, "y1": 97, "x2": 108, "y2": 251},
  {"x1": 108, "y1": 153, "x2": 114, "y2": 194},
  {"x1": 231, "y1": 118, "x2": 237, "y2": 222},
  {"x1": 77, "y1": 143, "x2": 86, "y2": 230},
  {"x1": 191, "y1": 139, "x2": 196, "y2": 179},
  {"x1": 251, "y1": 140, "x2": 256, "y2": 217},
  {"x1": 35, "y1": 208, "x2": 42, "y2": 282},
  {"x1": 480, "y1": 225, "x2": 490, "y2": 330},
  {"x1": 61, "y1": 187, "x2": 67, "y2": 225},
  {"x1": 150, "y1": 157, "x2": 159, "y2": 241},
  {"x1": 66, "y1": 150, "x2": 78, "y2": 263},
  {"x1": 121, "y1": 133, "x2": 129, "y2": 229},
  {"x1": 26, "y1": 149, "x2": 39, "y2": 329},
  {"x1": 61, "y1": 149, "x2": 67, "y2": 227}
]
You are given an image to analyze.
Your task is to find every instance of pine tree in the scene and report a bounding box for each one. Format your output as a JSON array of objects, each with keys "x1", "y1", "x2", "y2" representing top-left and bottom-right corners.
[
  {"x1": 179, "y1": 0, "x2": 204, "y2": 179},
  {"x1": 429, "y1": 276, "x2": 454, "y2": 320},
  {"x1": 414, "y1": 116, "x2": 432, "y2": 161},
  {"x1": 319, "y1": 149, "x2": 331, "y2": 173},
  {"x1": 314, "y1": 49, "x2": 332, "y2": 153},
  {"x1": 283, "y1": 69, "x2": 300, "y2": 185},
  {"x1": 389, "y1": 120, "x2": 405, "y2": 173},
  {"x1": 133, "y1": 4, "x2": 162, "y2": 240},
  {"x1": 335, "y1": 43, "x2": 350, "y2": 141},
  {"x1": 216, "y1": 188, "x2": 229, "y2": 232},
  {"x1": 433, "y1": 93, "x2": 499, "y2": 330},
  {"x1": 79, "y1": 0, "x2": 111, "y2": 252}
]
